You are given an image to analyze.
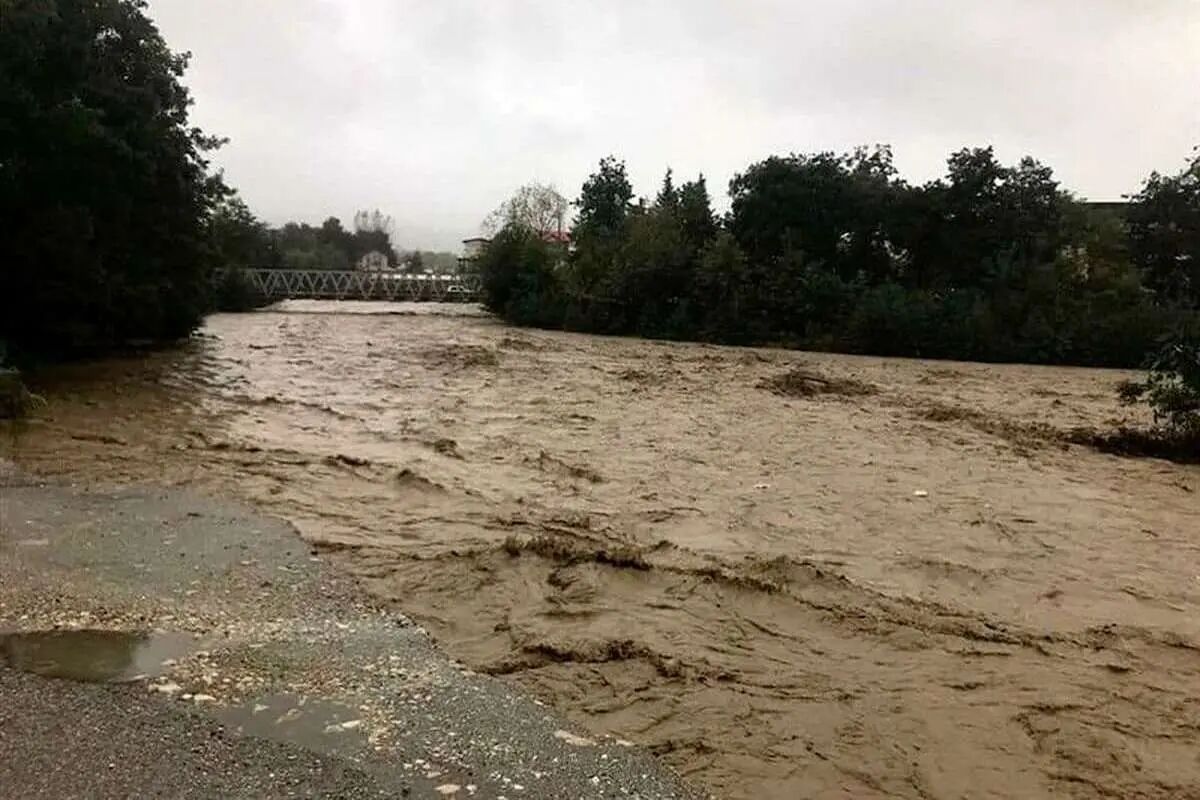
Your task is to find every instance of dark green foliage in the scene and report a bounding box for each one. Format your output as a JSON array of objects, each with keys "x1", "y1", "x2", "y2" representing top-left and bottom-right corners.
[
  {"x1": 902, "y1": 149, "x2": 1070, "y2": 288},
  {"x1": 0, "y1": 368, "x2": 37, "y2": 419},
  {"x1": 0, "y1": 0, "x2": 226, "y2": 358},
  {"x1": 213, "y1": 267, "x2": 264, "y2": 312},
  {"x1": 574, "y1": 157, "x2": 635, "y2": 245},
  {"x1": 477, "y1": 225, "x2": 563, "y2": 328},
  {"x1": 481, "y1": 148, "x2": 1200, "y2": 369},
  {"x1": 207, "y1": 195, "x2": 277, "y2": 269},
  {"x1": 729, "y1": 146, "x2": 900, "y2": 283},
  {"x1": 182, "y1": 171, "x2": 281, "y2": 311},
  {"x1": 1126, "y1": 150, "x2": 1200, "y2": 307},
  {"x1": 1119, "y1": 331, "x2": 1200, "y2": 436},
  {"x1": 1093, "y1": 327, "x2": 1200, "y2": 462}
]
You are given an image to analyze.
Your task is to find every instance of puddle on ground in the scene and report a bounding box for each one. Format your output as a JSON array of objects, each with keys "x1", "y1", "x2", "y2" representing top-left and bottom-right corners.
[
  {"x1": 216, "y1": 693, "x2": 369, "y2": 756},
  {"x1": 0, "y1": 629, "x2": 195, "y2": 683}
]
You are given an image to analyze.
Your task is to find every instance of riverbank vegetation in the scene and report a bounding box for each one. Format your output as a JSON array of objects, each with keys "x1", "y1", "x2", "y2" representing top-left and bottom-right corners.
[{"x1": 482, "y1": 148, "x2": 1199, "y2": 368}]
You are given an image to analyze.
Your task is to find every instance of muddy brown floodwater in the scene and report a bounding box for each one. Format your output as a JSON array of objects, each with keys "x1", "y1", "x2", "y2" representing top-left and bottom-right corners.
[{"x1": 6, "y1": 301, "x2": 1200, "y2": 799}]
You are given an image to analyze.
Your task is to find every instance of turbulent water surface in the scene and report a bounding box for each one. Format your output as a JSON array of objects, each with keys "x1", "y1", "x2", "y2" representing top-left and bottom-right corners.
[{"x1": 8, "y1": 301, "x2": 1200, "y2": 799}]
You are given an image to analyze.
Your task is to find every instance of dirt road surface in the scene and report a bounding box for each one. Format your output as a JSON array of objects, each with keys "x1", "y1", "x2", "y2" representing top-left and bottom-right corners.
[{"x1": 6, "y1": 301, "x2": 1200, "y2": 799}]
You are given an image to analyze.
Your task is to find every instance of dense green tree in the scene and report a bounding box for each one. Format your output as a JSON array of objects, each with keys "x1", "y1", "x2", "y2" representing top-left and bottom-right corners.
[
  {"x1": 477, "y1": 224, "x2": 561, "y2": 327},
  {"x1": 677, "y1": 174, "x2": 718, "y2": 253},
  {"x1": 206, "y1": 195, "x2": 276, "y2": 271},
  {"x1": 905, "y1": 148, "x2": 1070, "y2": 288},
  {"x1": 729, "y1": 146, "x2": 902, "y2": 283},
  {"x1": 566, "y1": 157, "x2": 635, "y2": 305},
  {"x1": 1126, "y1": 149, "x2": 1200, "y2": 307},
  {"x1": 0, "y1": 0, "x2": 226, "y2": 357},
  {"x1": 206, "y1": 194, "x2": 276, "y2": 311},
  {"x1": 1119, "y1": 330, "x2": 1200, "y2": 441},
  {"x1": 690, "y1": 232, "x2": 772, "y2": 343},
  {"x1": 655, "y1": 168, "x2": 679, "y2": 211},
  {"x1": 574, "y1": 157, "x2": 634, "y2": 244}
]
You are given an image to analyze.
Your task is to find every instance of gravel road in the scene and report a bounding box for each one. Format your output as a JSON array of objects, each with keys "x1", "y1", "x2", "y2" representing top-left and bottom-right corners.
[{"x1": 0, "y1": 467, "x2": 701, "y2": 800}]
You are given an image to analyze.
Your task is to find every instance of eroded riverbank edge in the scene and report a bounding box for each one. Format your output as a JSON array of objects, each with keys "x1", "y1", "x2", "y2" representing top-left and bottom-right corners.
[{"x1": 0, "y1": 463, "x2": 703, "y2": 800}]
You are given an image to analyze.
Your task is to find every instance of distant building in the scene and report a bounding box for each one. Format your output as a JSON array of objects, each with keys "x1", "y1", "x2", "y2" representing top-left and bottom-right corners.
[
  {"x1": 457, "y1": 231, "x2": 570, "y2": 272},
  {"x1": 459, "y1": 237, "x2": 491, "y2": 273},
  {"x1": 356, "y1": 250, "x2": 390, "y2": 272},
  {"x1": 462, "y1": 237, "x2": 491, "y2": 259}
]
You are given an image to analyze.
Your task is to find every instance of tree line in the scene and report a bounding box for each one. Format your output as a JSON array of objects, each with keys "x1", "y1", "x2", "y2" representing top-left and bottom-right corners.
[
  {"x1": 209, "y1": 201, "x2": 460, "y2": 309},
  {"x1": 209, "y1": 201, "x2": 458, "y2": 274},
  {"x1": 481, "y1": 147, "x2": 1200, "y2": 369}
]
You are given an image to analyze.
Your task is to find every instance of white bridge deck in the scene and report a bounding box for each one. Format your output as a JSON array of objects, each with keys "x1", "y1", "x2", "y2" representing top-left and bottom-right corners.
[{"x1": 225, "y1": 269, "x2": 482, "y2": 302}]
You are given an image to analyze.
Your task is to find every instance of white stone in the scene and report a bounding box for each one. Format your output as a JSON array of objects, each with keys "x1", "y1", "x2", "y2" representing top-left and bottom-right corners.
[{"x1": 554, "y1": 729, "x2": 596, "y2": 747}]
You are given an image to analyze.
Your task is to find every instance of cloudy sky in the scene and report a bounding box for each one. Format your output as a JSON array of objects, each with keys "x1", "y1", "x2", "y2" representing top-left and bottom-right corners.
[{"x1": 148, "y1": 0, "x2": 1199, "y2": 252}]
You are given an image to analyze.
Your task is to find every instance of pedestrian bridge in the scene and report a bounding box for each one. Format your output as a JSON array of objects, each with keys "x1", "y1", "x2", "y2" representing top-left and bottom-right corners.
[{"x1": 225, "y1": 269, "x2": 482, "y2": 303}]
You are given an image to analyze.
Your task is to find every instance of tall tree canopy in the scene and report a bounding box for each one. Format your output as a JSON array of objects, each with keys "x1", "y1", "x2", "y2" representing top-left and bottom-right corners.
[
  {"x1": 483, "y1": 182, "x2": 569, "y2": 238},
  {"x1": 1126, "y1": 150, "x2": 1200, "y2": 307},
  {"x1": 0, "y1": 0, "x2": 226, "y2": 357},
  {"x1": 728, "y1": 146, "x2": 903, "y2": 282}
]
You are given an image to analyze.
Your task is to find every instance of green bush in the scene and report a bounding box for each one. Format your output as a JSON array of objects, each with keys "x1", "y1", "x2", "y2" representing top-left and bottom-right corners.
[
  {"x1": 1120, "y1": 332, "x2": 1200, "y2": 437},
  {"x1": 214, "y1": 268, "x2": 267, "y2": 312},
  {"x1": 0, "y1": 368, "x2": 38, "y2": 420},
  {"x1": 477, "y1": 225, "x2": 564, "y2": 327}
]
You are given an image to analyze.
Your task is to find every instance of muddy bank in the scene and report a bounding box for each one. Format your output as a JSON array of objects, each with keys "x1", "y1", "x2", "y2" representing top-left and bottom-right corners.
[{"x1": 6, "y1": 301, "x2": 1200, "y2": 799}]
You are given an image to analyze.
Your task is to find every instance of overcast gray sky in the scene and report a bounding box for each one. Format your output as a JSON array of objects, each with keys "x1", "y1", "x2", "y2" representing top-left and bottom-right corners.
[{"x1": 149, "y1": 0, "x2": 1199, "y2": 252}]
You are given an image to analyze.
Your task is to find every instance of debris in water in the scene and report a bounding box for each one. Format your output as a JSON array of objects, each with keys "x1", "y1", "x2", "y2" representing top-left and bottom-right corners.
[
  {"x1": 324, "y1": 453, "x2": 371, "y2": 468},
  {"x1": 217, "y1": 693, "x2": 368, "y2": 756},
  {"x1": 431, "y1": 438, "x2": 463, "y2": 459},
  {"x1": 324, "y1": 718, "x2": 363, "y2": 733},
  {"x1": 758, "y1": 368, "x2": 876, "y2": 398}
]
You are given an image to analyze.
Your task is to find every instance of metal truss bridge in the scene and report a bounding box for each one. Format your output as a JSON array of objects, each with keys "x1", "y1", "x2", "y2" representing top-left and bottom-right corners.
[{"x1": 224, "y1": 269, "x2": 482, "y2": 303}]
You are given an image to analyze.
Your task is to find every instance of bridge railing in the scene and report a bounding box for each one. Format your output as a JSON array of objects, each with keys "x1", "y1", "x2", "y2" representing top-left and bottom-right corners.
[{"x1": 215, "y1": 269, "x2": 482, "y2": 302}]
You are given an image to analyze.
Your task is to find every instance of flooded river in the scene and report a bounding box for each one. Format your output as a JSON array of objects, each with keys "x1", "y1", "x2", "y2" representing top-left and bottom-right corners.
[{"x1": 7, "y1": 302, "x2": 1200, "y2": 799}]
